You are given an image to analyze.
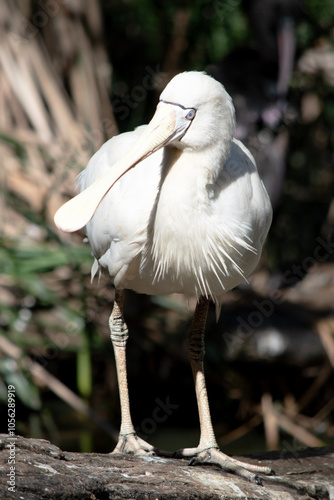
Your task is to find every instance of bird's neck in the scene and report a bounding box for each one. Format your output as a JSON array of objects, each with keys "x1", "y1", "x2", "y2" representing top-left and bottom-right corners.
[
  {"x1": 154, "y1": 134, "x2": 234, "y2": 235},
  {"x1": 161, "y1": 133, "x2": 232, "y2": 185},
  {"x1": 159, "y1": 146, "x2": 218, "y2": 208},
  {"x1": 147, "y1": 142, "x2": 231, "y2": 290}
]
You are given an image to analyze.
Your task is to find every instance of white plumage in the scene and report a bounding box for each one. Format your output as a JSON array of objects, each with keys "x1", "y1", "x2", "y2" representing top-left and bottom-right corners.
[
  {"x1": 77, "y1": 72, "x2": 272, "y2": 309},
  {"x1": 55, "y1": 71, "x2": 273, "y2": 483}
]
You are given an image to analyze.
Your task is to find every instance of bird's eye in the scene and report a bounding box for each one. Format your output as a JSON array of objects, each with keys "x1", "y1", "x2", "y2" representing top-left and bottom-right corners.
[{"x1": 185, "y1": 109, "x2": 196, "y2": 121}]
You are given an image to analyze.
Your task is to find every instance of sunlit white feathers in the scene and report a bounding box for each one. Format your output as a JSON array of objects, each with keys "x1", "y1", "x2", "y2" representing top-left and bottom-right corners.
[{"x1": 76, "y1": 71, "x2": 272, "y2": 317}]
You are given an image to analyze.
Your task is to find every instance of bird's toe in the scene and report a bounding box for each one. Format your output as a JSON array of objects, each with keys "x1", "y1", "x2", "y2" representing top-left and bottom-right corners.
[
  {"x1": 112, "y1": 432, "x2": 155, "y2": 456},
  {"x1": 177, "y1": 446, "x2": 274, "y2": 484}
]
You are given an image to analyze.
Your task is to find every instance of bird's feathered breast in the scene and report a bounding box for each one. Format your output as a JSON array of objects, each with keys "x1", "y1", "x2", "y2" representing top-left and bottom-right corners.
[
  {"x1": 145, "y1": 139, "x2": 272, "y2": 304},
  {"x1": 79, "y1": 123, "x2": 271, "y2": 305}
]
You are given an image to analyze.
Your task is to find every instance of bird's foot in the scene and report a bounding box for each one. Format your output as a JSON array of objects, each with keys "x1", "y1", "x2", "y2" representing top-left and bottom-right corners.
[
  {"x1": 175, "y1": 446, "x2": 275, "y2": 484},
  {"x1": 112, "y1": 432, "x2": 155, "y2": 456}
]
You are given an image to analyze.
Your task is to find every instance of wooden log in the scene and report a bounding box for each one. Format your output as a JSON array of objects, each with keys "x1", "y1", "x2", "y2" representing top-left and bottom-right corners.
[{"x1": 0, "y1": 434, "x2": 334, "y2": 499}]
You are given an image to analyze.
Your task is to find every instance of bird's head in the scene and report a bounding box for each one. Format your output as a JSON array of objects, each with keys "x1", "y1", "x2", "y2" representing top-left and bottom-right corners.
[
  {"x1": 54, "y1": 72, "x2": 235, "y2": 233},
  {"x1": 158, "y1": 71, "x2": 235, "y2": 151}
]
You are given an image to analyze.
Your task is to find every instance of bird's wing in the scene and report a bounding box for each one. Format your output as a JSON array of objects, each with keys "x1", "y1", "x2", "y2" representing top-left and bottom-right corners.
[
  {"x1": 79, "y1": 125, "x2": 163, "y2": 287},
  {"x1": 210, "y1": 138, "x2": 272, "y2": 280}
]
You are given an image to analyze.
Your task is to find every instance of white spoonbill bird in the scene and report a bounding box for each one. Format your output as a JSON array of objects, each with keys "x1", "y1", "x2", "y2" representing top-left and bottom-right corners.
[{"x1": 54, "y1": 71, "x2": 273, "y2": 483}]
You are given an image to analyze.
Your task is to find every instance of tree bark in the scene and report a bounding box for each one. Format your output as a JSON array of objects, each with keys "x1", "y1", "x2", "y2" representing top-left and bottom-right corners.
[{"x1": 0, "y1": 434, "x2": 333, "y2": 499}]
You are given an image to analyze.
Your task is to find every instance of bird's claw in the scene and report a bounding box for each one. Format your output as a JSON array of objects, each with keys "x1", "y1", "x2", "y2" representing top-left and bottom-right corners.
[
  {"x1": 188, "y1": 449, "x2": 212, "y2": 467},
  {"x1": 178, "y1": 446, "x2": 274, "y2": 484},
  {"x1": 112, "y1": 432, "x2": 155, "y2": 456}
]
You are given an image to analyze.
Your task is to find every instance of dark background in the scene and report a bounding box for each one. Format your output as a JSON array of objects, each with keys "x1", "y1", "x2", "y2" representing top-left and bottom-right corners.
[{"x1": 1, "y1": 0, "x2": 334, "y2": 456}]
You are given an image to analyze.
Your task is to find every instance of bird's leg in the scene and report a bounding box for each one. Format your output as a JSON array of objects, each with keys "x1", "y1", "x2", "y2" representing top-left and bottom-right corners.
[
  {"x1": 109, "y1": 290, "x2": 155, "y2": 455},
  {"x1": 176, "y1": 296, "x2": 274, "y2": 484}
]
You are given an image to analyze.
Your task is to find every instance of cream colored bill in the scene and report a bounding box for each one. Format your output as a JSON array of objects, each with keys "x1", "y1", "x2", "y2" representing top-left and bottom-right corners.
[{"x1": 54, "y1": 104, "x2": 177, "y2": 232}]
